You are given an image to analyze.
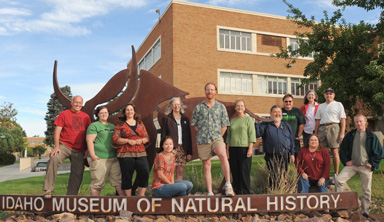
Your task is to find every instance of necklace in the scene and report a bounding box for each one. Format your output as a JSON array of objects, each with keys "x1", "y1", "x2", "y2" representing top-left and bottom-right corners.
[{"x1": 309, "y1": 151, "x2": 317, "y2": 161}]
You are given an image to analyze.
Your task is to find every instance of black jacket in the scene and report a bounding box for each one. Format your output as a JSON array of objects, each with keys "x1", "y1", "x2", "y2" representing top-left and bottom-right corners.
[{"x1": 161, "y1": 113, "x2": 192, "y2": 155}]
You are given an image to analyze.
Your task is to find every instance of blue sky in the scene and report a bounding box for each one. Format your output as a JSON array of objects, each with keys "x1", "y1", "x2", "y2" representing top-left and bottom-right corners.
[{"x1": 0, "y1": 0, "x2": 380, "y2": 137}]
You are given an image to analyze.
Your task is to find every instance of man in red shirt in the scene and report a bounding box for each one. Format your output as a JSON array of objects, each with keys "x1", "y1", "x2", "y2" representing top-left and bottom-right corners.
[{"x1": 43, "y1": 95, "x2": 91, "y2": 197}]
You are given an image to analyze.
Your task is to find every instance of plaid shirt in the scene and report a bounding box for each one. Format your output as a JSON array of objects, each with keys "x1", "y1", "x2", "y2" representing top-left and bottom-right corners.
[
  {"x1": 112, "y1": 122, "x2": 149, "y2": 158},
  {"x1": 191, "y1": 100, "x2": 230, "y2": 144}
]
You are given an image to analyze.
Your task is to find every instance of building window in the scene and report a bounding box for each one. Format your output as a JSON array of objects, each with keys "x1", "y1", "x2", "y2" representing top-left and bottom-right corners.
[
  {"x1": 258, "y1": 76, "x2": 287, "y2": 95},
  {"x1": 38, "y1": 140, "x2": 41, "y2": 144},
  {"x1": 138, "y1": 38, "x2": 161, "y2": 71},
  {"x1": 291, "y1": 78, "x2": 318, "y2": 96},
  {"x1": 219, "y1": 29, "x2": 251, "y2": 51},
  {"x1": 219, "y1": 72, "x2": 253, "y2": 94},
  {"x1": 30, "y1": 140, "x2": 35, "y2": 145},
  {"x1": 289, "y1": 38, "x2": 314, "y2": 58}
]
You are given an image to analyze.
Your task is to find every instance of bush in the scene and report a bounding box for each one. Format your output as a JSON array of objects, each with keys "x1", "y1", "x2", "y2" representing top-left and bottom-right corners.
[{"x1": 0, "y1": 152, "x2": 16, "y2": 165}]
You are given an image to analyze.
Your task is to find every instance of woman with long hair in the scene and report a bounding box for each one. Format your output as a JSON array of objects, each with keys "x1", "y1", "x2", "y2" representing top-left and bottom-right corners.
[
  {"x1": 112, "y1": 103, "x2": 150, "y2": 196},
  {"x1": 300, "y1": 90, "x2": 319, "y2": 146}
]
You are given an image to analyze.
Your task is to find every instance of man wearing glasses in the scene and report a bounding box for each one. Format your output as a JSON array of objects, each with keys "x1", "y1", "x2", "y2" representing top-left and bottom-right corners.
[
  {"x1": 314, "y1": 88, "x2": 346, "y2": 184},
  {"x1": 282, "y1": 94, "x2": 305, "y2": 156}
]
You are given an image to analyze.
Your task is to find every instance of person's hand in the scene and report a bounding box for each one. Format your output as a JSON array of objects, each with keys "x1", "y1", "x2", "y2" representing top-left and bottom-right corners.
[
  {"x1": 339, "y1": 133, "x2": 345, "y2": 143},
  {"x1": 127, "y1": 139, "x2": 137, "y2": 146},
  {"x1": 90, "y1": 154, "x2": 100, "y2": 161},
  {"x1": 186, "y1": 155, "x2": 192, "y2": 162},
  {"x1": 247, "y1": 149, "x2": 253, "y2": 157},
  {"x1": 318, "y1": 177, "x2": 325, "y2": 186},
  {"x1": 365, "y1": 162, "x2": 372, "y2": 169},
  {"x1": 346, "y1": 160, "x2": 353, "y2": 166},
  {"x1": 50, "y1": 146, "x2": 61, "y2": 157},
  {"x1": 302, "y1": 173, "x2": 308, "y2": 180},
  {"x1": 290, "y1": 155, "x2": 295, "y2": 163}
]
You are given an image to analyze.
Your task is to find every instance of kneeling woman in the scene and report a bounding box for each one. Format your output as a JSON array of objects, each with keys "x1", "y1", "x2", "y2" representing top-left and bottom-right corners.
[
  {"x1": 152, "y1": 137, "x2": 193, "y2": 197},
  {"x1": 296, "y1": 134, "x2": 331, "y2": 193}
]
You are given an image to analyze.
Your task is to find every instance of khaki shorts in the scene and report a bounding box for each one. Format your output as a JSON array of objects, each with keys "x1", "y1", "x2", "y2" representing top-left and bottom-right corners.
[
  {"x1": 197, "y1": 138, "x2": 225, "y2": 160},
  {"x1": 318, "y1": 124, "x2": 340, "y2": 149},
  {"x1": 88, "y1": 158, "x2": 122, "y2": 190}
]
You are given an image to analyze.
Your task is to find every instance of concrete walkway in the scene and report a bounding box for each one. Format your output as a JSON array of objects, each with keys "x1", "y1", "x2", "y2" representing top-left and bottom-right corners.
[{"x1": 0, "y1": 158, "x2": 70, "y2": 183}]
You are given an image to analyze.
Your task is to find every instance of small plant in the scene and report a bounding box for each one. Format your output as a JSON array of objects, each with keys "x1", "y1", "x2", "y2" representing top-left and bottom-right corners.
[{"x1": 183, "y1": 164, "x2": 206, "y2": 193}]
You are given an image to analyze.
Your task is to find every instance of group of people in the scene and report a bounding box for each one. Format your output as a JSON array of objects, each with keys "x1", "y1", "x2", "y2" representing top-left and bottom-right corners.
[{"x1": 42, "y1": 84, "x2": 382, "y2": 217}]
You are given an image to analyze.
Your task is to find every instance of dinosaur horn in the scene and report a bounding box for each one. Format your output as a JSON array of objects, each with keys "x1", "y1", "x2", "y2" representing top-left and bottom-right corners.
[
  {"x1": 53, "y1": 60, "x2": 71, "y2": 109},
  {"x1": 106, "y1": 45, "x2": 139, "y2": 113}
]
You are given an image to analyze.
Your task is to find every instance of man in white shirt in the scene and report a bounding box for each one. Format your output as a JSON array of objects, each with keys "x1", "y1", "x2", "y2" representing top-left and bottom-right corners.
[{"x1": 314, "y1": 88, "x2": 346, "y2": 181}]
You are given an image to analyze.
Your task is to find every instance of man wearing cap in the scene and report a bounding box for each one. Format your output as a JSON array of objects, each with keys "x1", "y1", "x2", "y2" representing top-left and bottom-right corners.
[{"x1": 314, "y1": 88, "x2": 346, "y2": 182}]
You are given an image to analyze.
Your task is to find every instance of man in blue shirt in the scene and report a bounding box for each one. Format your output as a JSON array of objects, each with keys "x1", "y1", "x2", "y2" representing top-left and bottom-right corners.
[{"x1": 255, "y1": 105, "x2": 295, "y2": 189}]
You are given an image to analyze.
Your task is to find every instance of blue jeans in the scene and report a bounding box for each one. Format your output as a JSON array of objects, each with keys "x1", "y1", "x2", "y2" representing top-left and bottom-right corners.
[
  {"x1": 298, "y1": 176, "x2": 329, "y2": 193},
  {"x1": 152, "y1": 180, "x2": 193, "y2": 197}
]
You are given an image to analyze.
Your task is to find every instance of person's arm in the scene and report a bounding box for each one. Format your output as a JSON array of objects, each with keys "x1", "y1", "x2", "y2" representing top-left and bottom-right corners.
[
  {"x1": 86, "y1": 134, "x2": 99, "y2": 161},
  {"x1": 297, "y1": 124, "x2": 304, "y2": 139},
  {"x1": 339, "y1": 118, "x2": 346, "y2": 143},
  {"x1": 50, "y1": 126, "x2": 63, "y2": 157},
  {"x1": 221, "y1": 126, "x2": 227, "y2": 136},
  {"x1": 247, "y1": 142, "x2": 253, "y2": 157},
  {"x1": 113, "y1": 124, "x2": 137, "y2": 146},
  {"x1": 157, "y1": 169, "x2": 173, "y2": 184},
  {"x1": 314, "y1": 119, "x2": 320, "y2": 135}
]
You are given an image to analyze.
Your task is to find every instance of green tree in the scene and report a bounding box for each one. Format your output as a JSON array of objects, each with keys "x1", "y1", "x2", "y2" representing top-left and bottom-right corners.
[
  {"x1": 44, "y1": 86, "x2": 72, "y2": 147},
  {"x1": 276, "y1": 0, "x2": 384, "y2": 132},
  {"x1": 32, "y1": 145, "x2": 46, "y2": 159},
  {"x1": 0, "y1": 102, "x2": 21, "y2": 129}
]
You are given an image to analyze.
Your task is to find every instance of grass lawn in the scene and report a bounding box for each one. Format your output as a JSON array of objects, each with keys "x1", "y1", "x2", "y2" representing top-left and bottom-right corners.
[{"x1": 0, "y1": 156, "x2": 383, "y2": 198}]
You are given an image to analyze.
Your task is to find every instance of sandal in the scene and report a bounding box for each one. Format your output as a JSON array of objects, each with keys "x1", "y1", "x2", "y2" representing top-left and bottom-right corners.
[{"x1": 44, "y1": 190, "x2": 52, "y2": 199}]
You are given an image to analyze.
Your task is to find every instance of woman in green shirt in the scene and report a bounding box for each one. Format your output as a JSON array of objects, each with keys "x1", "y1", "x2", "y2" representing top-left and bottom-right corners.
[
  {"x1": 226, "y1": 99, "x2": 256, "y2": 194},
  {"x1": 86, "y1": 106, "x2": 124, "y2": 196}
]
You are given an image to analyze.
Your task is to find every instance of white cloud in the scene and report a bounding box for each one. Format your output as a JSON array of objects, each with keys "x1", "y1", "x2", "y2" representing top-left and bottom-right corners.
[
  {"x1": 0, "y1": 8, "x2": 31, "y2": 16},
  {"x1": 0, "y1": 0, "x2": 149, "y2": 36},
  {"x1": 69, "y1": 82, "x2": 107, "y2": 102},
  {"x1": 312, "y1": 0, "x2": 337, "y2": 9},
  {"x1": 19, "y1": 118, "x2": 46, "y2": 137},
  {"x1": 19, "y1": 108, "x2": 46, "y2": 116}
]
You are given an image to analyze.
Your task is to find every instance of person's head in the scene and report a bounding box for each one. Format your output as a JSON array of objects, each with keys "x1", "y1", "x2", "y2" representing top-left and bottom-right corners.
[
  {"x1": 166, "y1": 97, "x2": 185, "y2": 115},
  {"x1": 119, "y1": 103, "x2": 140, "y2": 123},
  {"x1": 71, "y1": 95, "x2": 84, "y2": 113},
  {"x1": 204, "y1": 82, "x2": 217, "y2": 100},
  {"x1": 270, "y1": 105, "x2": 282, "y2": 122},
  {"x1": 282, "y1": 94, "x2": 294, "y2": 111},
  {"x1": 234, "y1": 98, "x2": 246, "y2": 115},
  {"x1": 307, "y1": 134, "x2": 321, "y2": 151},
  {"x1": 354, "y1": 114, "x2": 368, "y2": 132},
  {"x1": 160, "y1": 136, "x2": 174, "y2": 153},
  {"x1": 304, "y1": 90, "x2": 318, "y2": 104},
  {"x1": 324, "y1": 88, "x2": 335, "y2": 103},
  {"x1": 95, "y1": 106, "x2": 109, "y2": 121}
]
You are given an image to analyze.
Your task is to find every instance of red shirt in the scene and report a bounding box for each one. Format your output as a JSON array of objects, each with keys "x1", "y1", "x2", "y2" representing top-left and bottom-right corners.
[
  {"x1": 296, "y1": 147, "x2": 331, "y2": 180},
  {"x1": 54, "y1": 109, "x2": 91, "y2": 152},
  {"x1": 152, "y1": 153, "x2": 175, "y2": 190},
  {"x1": 112, "y1": 122, "x2": 149, "y2": 158}
]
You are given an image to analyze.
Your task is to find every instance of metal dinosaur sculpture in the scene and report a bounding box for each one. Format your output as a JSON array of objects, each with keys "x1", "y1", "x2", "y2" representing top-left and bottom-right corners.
[{"x1": 53, "y1": 46, "x2": 260, "y2": 195}]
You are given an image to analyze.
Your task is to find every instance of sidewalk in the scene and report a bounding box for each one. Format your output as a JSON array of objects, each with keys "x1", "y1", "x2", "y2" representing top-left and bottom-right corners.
[{"x1": 0, "y1": 158, "x2": 70, "y2": 183}]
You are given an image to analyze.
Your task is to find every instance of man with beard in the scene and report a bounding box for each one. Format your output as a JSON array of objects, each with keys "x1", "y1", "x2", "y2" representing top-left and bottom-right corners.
[
  {"x1": 191, "y1": 82, "x2": 233, "y2": 196},
  {"x1": 255, "y1": 105, "x2": 295, "y2": 189}
]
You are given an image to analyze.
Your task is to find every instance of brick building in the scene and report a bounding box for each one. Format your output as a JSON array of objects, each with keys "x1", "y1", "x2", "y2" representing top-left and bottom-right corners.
[
  {"x1": 24, "y1": 137, "x2": 51, "y2": 157},
  {"x1": 129, "y1": 0, "x2": 318, "y2": 116}
]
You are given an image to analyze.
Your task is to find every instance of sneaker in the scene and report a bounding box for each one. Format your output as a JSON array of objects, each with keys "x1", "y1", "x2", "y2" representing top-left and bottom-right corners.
[
  {"x1": 225, "y1": 184, "x2": 235, "y2": 197},
  {"x1": 207, "y1": 192, "x2": 214, "y2": 196}
]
